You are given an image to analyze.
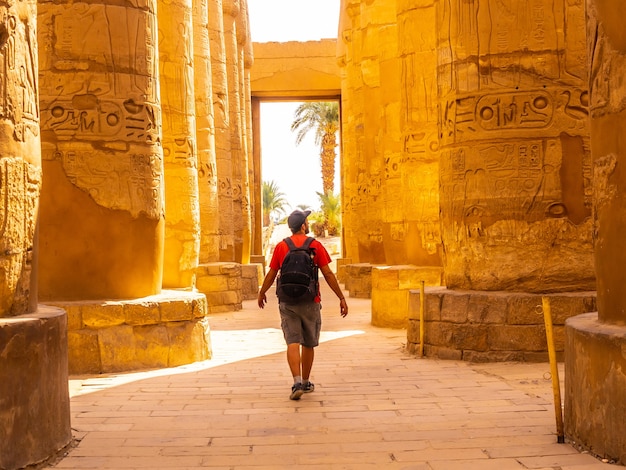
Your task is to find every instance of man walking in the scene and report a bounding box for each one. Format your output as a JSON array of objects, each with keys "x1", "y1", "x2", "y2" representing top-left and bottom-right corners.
[{"x1": 258, "y1": 209, "x2": 348, "y2": 400}]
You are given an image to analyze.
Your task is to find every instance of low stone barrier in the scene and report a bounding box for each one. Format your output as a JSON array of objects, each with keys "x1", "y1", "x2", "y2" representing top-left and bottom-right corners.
[
  {"x1": 344, "y1": 263, "x2": 376, "y2": 298},
  {"x1": 371, "y1": 265, "x2": 443, "y2": 328},
  {"x1": 196, "y1": 262, "x2": 242, "y2": 313},
  {"x1": 241, "y1": 263, "x2": 263, "y2": 300},
  {"x1": 48, "y1": 290, "x2": 210, "y2": 374},
  {"x1": 407, "y1": 287, "x2": 596, "y2": 362}
]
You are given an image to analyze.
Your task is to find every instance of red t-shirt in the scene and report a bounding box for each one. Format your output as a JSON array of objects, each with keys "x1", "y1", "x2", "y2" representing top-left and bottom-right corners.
[{"x1": 269, "y1": 235, "x2": 331, "y2": 302}]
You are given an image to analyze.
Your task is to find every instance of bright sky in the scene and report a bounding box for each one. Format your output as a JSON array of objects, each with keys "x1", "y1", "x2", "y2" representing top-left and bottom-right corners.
[{"x1": 247, "y1": 0, "x2": 341, "y2": 213}]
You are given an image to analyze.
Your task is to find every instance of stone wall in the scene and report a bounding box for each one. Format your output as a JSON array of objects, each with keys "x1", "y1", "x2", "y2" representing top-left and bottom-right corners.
[{"x1": 407, "y1": 287, "x2": 596, "y2": 362}]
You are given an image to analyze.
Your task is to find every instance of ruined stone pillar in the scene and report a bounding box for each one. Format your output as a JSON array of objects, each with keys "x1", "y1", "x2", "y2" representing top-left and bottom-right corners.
[
  {"x1": 158, "y1": 0, "x2": 201, "y2": 288},
  {"x1": 208, "y1": 0, "x2": 235, "y2": 262},
  {"x1": 38, "y1": 0, "x2": 164, "y2": 299},
  {"x1": 1, "y1": 0, "x2": 71, "y2": 466},
  {"x1": 193, "y1": 0, "x2": 220, "y2": 263},
  {"x1": 437, "y1": 0, "x2": 594, "y2": 293},
  {"x1": 564, "y1": 0, "x2": 626, "y2": 463}
]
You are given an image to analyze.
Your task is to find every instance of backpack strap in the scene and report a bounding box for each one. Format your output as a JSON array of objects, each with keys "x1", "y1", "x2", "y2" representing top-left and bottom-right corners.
[
  {"x1": 283, "y1": 237, "x2": 314, "y2": 251},
  {"x1": 283, "y1": 237, "x2": 297, "y2": 251},
  {"x1": 302, "y1": 237, "x2": 315, "y2": 250}
]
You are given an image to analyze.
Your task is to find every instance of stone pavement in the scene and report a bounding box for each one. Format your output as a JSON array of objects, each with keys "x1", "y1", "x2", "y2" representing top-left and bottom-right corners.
[{"x1": 54, "y1": 282, "x2": 613, "y2": 470}]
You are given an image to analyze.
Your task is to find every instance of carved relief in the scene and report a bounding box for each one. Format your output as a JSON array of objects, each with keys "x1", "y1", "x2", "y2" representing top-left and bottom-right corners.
[
  {"x1": 0, "y1": 10, "x2": 39, "y2": 143},
  {"x1": 0, "y1": 158, "x2": 41, "y2": 316},
  {"x1": 438, "y1": 0, "x2": 594, "y2": 292},
  {"x1": 38, "y1": 3, "x2": 163, "y2": 220}
]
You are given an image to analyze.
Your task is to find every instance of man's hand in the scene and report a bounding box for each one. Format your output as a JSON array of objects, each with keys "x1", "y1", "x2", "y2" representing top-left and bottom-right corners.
[
  {"x1": 258, "y1": 293, "x2": 267, "y2": 309},
  {"x1": 339, "y1": 298, "x2": 348, "y2": 317}
]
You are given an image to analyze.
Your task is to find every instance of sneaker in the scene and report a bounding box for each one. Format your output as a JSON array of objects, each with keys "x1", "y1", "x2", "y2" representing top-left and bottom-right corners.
[
  {"x1": 290, "y1": 383, "x2": 304, "y2": 400},
  {"x1": 303, "y1": 381, "x2": 315, "y2": 393}
]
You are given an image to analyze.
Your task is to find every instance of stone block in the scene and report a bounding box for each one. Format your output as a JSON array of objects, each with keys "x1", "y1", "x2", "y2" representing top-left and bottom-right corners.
[
  {"x1": 67, "y1": 330, "x2": 101, "y2": 374},
  {"x1": 63, "y1": 303, "x2": 83, "y2": 330},
  {"x1": 336, "y1": 257, "x2": 352, "y2": 284},
  {"x1": 134, "y1": 324, "x2": 170, "y2": 368},
  {"x1": 124, "y1": 301, "x2": 160, "y2": 326},
  {"x1": 345, "y1": 263, "x2": 374, "y2": 298},
  {"x1": 250, "y1": 255, "x2": 266, "y2": 274},
  {"x1": 372, "y1": 265, "x2": 440, "y2": 328},
  {"x1": 241, "y1": 263, "x2": 262, "y2": 300},
  {"x1": 167, "y1": 318, "x2": 212, "y2": 366},
  {"x1": 98, "y1": 325, "x2": 138, "y2": 372},
  {"x1": 191, "y1": 295, "x2": 208, "y2": 318},
  {"x1": 82, "y1": 301, "x2": 125, "y2": 328},
  {"x1": 426, "y1": 345, "x2": 463, "y2": 361},
  {"x1": 441, "y1": 291, "x2": 470, "y2": 323},
  {"x1": 408, "y1": 287, "x2": 443, "y2": 321},
  {"x1": 507, "y1": 295, "x2": 544, "y2": 325},
  {"x1": 487, "y1": 325, "x2": 546, "y2": 352},
  {"x1": 546, "y1": 293, "x2": 596, "y2": 325},
  {"x1": 467, "y1": 293, "x2": 507, "y2": 324},
  {"x1": 372, "y1": 289, "x2": 409, "y2": 329},
  {"x1": 160, "y1": 298, "x2": 194, "y2": 322},
  {"x1": 196, "y1": 274, "x2": 229, "y2": 293}
]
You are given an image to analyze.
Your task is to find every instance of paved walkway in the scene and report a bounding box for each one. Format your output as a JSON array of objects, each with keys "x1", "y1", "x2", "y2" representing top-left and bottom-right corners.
[{"x1": 56, "y1": 283, "x2": 612, "y2": 470}]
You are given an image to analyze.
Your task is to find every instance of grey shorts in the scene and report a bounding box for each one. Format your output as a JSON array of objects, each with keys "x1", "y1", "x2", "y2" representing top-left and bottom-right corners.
[{"x1": 279, "y1": 301, "x2": 322, "y2": 348}]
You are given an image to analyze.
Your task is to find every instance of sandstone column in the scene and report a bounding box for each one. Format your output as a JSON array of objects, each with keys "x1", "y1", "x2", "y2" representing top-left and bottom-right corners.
[
  {"x1": 1, "y1": 0, "x2": 71, "y2": 466},
  {"x1": 237, "y1": 0, "x2": 253, "y2": 264},
  {"x1": 158, "y1": 0, "x2": 201, "y2": 287},
  {"x1": 339, "y1": 0, "x2": 387, "y2": 264},
  {"x1": 209, "y1": 0, "x2": 235, "y2": 262},
  {"x1": 38, "y1": 0, "x2": 164, "y2": 299},
  {"x1": 223, "y1": 0, "x2": 247, "y2": 263},
  {"x1": 396, "y1": 0, "x2": 441, "y2": 267},
  {"x1": 437, "y1": 0, "x2": 594, "y2": 293},
  {"x1": 0, "y1": 3, "x2": 41, "y2": 317},
  {"x1": 338, "y1": 0, "x2": 362, "y2": 262},
  {"x1": 193, "y1": 0, "x2": 220, "y2": 263},
  {"x1": 564, "y1": 0, "x2": 626, "y2": 463}
]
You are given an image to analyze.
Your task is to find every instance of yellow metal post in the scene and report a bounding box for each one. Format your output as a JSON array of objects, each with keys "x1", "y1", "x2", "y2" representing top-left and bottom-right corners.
[
  {"x1": 419, "y1": 280, "x2": 425, "y2": 357},
  {"x1": 542, "y1": 296, "x2": 565, "y2": 443}
]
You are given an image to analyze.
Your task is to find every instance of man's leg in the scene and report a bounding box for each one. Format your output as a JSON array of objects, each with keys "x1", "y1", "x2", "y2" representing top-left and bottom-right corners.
[
  {"x1": 287, "y1": 342, "x2": 304, "y2": 400},
  {"x1": 286, "y1": 342, "x2": 301, "y2": 378},
  {"x1": 301, "y1": 346, "x2": 314, "y2": 381}
]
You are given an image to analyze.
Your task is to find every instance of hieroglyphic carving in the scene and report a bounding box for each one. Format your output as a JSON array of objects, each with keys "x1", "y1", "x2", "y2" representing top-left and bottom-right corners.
[
  {"x1": 438, "y1": 0, "x2": 594, "y2": 292},
  {"x1": 0, "y1": 158, "x2": 41, "y2": 316},
  {"x1": 0, "y1": 0, "x2": 41, "y2": 316},
  {"x1": 0, "y1": 8, "x2": 39, "y2": 142},
  {"x1": 38, "y1": 2, "x2": 164, "y2": 220}
]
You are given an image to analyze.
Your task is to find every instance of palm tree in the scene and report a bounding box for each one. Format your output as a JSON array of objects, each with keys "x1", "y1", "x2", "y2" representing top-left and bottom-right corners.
[
  {"x1": 290, "y1": 101, "x2": 339, "y2": 194},
  {"x1": 316, "y1": 191, "x2": 341, "y2": 236},
  {"x1": 262, "y1": 180, "x2": 288, "y2": 226}
]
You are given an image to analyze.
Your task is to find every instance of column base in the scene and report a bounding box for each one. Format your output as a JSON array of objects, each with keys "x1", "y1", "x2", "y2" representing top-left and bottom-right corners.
[
  {"x1": 372, "y1": 265, "x2": 443, "y2": 329},
  {"x1": 407, "y1": 287, "x2": 596, "y2": 362},
  {"x1": 0, "y1": 306, "x2": 72, "y2": 470},
  {"x1": 47, "y1": 290, "x2": 210, "y2": 374},
  {"x1": 196, "y1": 262, "x2": 243, "y2": 312},
  {"x1": 565, "y1": 312, "x2": 626, "y2": 465}
]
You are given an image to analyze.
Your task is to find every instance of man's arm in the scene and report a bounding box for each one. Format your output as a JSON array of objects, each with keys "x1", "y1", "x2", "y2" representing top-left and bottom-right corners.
[
  {"x1": 257, "y1": 267, "x2": 278, "y2": 309},
  {"x1": 319, "y1": 264, "x2": 348, "y2": 317}
]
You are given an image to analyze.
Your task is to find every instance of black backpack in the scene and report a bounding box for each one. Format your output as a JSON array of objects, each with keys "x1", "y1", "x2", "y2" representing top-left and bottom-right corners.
[{"x1": 276, "y1": 237, "x2": 319, "y2": 304}]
